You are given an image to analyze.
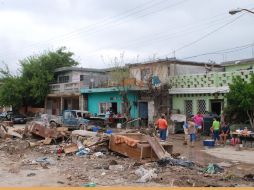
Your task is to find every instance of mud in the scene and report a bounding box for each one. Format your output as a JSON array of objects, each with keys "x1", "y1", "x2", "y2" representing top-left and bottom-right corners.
[{"x1": 0, "y1": 129, "x2": 254, "y2": 187}]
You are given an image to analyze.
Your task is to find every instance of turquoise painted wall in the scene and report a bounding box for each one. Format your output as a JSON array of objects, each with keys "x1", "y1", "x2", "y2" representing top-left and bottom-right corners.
[
  {"x1": 172, "y1": 94, "x2": 226, "y2": 115},
  {"x1": 87, "y1": 91, "x2": 138, "y2": 118}
]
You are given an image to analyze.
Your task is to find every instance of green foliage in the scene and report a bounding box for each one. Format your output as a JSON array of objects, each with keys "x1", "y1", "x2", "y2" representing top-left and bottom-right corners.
[
  {"x1": 226, "y1": 74, "x2": 254, "y2": 128},
  {"x1": 109, "y1": 66, "x2": 130, "y2": 85},
  {"x1": 0, "y1": 76, "x2": 23, "y2": 108},
  {"x1": 0, "y1": 47, "x2": 79, "y2": 108}
]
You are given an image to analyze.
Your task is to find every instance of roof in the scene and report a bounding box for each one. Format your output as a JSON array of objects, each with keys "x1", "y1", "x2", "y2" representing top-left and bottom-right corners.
[
  {"x1": 221, "y1": 58, "x2": 254, "y2": 66},
  {"x1": 169, "y1": 87, "x2": 229, "y2": 94},
  {"x1": 80, "y1": 86, "x2": 148, "y2": 94},
  {"x1": 127, "y1": 58, "x2": 222, "y2": 68},
  {"x1": 54, "y1": 67, "x2": 107, "y2": 73}
]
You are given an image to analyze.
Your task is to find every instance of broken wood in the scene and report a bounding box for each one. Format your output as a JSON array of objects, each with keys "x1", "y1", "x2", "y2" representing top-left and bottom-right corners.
[
  {"x1": 64, "y1": 144, "x2": 78, "y2": 154},
  {"x1": 146, "y1": 136, "x2": 170, "y2": 159}
]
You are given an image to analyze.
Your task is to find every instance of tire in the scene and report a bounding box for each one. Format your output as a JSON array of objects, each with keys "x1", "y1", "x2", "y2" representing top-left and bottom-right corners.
[
  {"x1": 79, "y1": 124, "x2": 86, "y2": 130},
  {"x1": 50, "y1": 121, "x2": 57, "y2": 128}
]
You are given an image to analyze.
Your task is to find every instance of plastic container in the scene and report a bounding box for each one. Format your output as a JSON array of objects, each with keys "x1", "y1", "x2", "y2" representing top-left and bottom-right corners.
[
  {"x1": 106, "y1": 129, "x2": 113, "y2": 134},
  {"x1": 80, "y1": 182, "x2": 96, "y2": 187},
  {"x1": 203, "y1": 139, "x2": 215, "y2": 147},
  {"x1": 92, "y1": 126, "x2": 99, "y2": 132}
]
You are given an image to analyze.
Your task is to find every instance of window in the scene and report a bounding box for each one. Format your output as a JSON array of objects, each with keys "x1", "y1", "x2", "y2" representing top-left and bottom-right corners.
[
  {"x1": 99, "y1": 102, "x2": 111, "y2": 114},
  {"x1": 167, "y1": 66, "x2": 171, "y2": 76},
  {"x1": 185, "y1": 100, "x2": 193, "y2": 117},
  {"x1": 80, "y1": 75, "x2": 84, "y2": 81},
  {"x1": 141, "y1": 68, "x2": 151, "y2": 81},
  {"x1": 59, "y1": 75, "x2": 69, "y2": 83},
  {"x1": 197, "y1": 99, "x2": 206, "y2": 114}
]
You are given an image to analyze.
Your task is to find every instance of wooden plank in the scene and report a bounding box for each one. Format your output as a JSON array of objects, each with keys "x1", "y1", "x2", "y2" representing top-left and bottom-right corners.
[{"x1": 146, "y1": 136, "x2": 167, "y2": 160}]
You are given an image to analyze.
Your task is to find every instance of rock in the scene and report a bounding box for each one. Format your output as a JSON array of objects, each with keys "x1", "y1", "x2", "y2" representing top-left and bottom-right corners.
[
  {"x1": 109, "y1": 160, "x2": 118, "y2": 165},
  {"x1": 27, "y1": 173, "x2": 36, "y2": 177},
  {"x1": 57, "y1": 181, "x2": 65, "y2": 184},
  {"x1": 217, "y1": 162, "x2": 232, "y2": 168}
]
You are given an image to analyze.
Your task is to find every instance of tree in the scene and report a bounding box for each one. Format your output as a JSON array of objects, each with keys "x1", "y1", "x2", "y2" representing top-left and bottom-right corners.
[
  {"x1": 108, "y1": 54, "x2": 132, "y2": 119},
  {"x1": 0, "y1": 47, "x2": 79, "y2": 109},
  {"x1": 226, "y1": 74, "x2": 254, "y2": 129}
]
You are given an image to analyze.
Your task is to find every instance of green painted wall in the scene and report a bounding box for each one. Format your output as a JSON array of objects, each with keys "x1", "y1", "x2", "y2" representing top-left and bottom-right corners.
[
  {"x1": 172, "y1": 94, "x2": 226, "y2": 115},
  {"x1": 87, "y1": 91, "x2": 138, "y2": 118},
  {"x1": 225, "y1": 62, "x2": 254, "y2": 72}
]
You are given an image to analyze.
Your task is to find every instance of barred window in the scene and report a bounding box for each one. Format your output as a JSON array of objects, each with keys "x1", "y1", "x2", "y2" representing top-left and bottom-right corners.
[
  {"x1": 197, "y1": 99, "x2": 206, "y2": 114},
  {"x1": 185, "y1": 100, "x2": 193, "y2": 117}
]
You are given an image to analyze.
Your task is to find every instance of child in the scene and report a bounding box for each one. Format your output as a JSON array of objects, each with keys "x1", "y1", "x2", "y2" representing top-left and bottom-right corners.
[
  {"x1": 187, "y1": 118, "x2": 197, "y2": 147},
  {"x1": 183, "y1": 120, "x2": 189, "y2": 145}
]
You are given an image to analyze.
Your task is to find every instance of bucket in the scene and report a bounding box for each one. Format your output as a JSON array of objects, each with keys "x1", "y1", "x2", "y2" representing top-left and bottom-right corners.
[
  {"x1": 106, "y1": 129, "x2": 113, "y2": 134},
  {"x1": 203, "y1": 139, "x2": 215, "y2": 147},
  {"x1": 117, "y1": 123, "x2": 122, "y2": 129},
  {"x1": 92, "y1": 126, "x2": 99, "y2": 132}
]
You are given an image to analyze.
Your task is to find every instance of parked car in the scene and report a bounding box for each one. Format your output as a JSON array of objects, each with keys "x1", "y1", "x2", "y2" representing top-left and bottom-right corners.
[{"x1": 11, "y1": 113, "x2": 27, "y2": 124}]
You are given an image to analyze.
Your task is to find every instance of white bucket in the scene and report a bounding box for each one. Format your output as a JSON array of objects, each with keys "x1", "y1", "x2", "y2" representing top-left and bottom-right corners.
[{"x1": 117, "y1": 123, "x2": 122, "y2": 129}]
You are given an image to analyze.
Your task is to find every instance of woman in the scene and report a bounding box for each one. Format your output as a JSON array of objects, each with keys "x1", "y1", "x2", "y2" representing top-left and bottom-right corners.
[{"x1": 220, "y1": 123, "x2": 230, "y2": 145}]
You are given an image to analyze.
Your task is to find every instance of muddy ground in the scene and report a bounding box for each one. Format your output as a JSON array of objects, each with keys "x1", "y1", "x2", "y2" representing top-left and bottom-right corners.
[{"x1": 0, "y1": 125, "x2": 254, "y2": 187}]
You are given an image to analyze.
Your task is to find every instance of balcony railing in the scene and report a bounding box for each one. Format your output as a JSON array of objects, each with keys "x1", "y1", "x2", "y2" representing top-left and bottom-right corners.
[{"x1": 49, "y1": 82, "x2": 82, "y2": 94}]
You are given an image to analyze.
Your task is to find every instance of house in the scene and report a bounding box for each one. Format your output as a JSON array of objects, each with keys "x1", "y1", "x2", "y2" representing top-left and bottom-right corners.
[
  {"x1": 45, "y1": 67, "x2": 109, "y2": 115},
  {"x1": 80, "y1": 87, "x2": 140, "y2": 119},
  {"x1": 127, "y1": 58, "x2": 223, "y2": 122},
  {"x1": 168, "y1": 58, "x2": 254, "y2": 116}
]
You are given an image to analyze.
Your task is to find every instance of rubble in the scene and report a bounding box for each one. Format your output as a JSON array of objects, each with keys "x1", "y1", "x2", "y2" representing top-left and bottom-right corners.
[{"x1": 135, "y1": 166, "x2": 157, "y2": 183}]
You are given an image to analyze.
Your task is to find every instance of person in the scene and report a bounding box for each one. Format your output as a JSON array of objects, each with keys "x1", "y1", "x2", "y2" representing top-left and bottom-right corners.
[
  {"x1": 193, "y1": 112, "x2": 203, "y2": 129},
  {"x1": 187, "y1": 118, "x2": 197, "y2": 147},
  {"x1": 211, "y1": 117, "x2": 220, "y2": 145},
  {"x1": 155, "y1": 114, "x2": 168, "y2": 141},
  {"x1": 182, "y1": 120, "x2": 189, "y2": 145},
  {"x1": 193, "y1": 112, "x2": 203, "y2": 140},
  {"x1": 219, "y1": 123, "x2": 230, "y2": 145}
]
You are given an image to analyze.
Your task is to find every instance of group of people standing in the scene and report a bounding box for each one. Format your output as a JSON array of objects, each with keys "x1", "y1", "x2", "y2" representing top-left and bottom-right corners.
[{"x1": 155, "y1": 112, "x2": 230, "y2": 147}]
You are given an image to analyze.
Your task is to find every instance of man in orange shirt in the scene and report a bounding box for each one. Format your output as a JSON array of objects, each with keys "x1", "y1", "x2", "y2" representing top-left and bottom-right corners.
[{"x1": 156, "y1": 114, "x2": 168, "y2": 141}]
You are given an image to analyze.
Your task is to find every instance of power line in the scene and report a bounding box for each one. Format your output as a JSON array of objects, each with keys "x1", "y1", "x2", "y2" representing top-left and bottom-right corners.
[
  {"x1": 181, "y1": 42, "x2": 254, "y2": 60},
  {"x1": 0, "y1": 0, "x2": 188, "y2": 57},
  {"x1": 173, "y1": 13, "x2": 245, "y2": 53}
]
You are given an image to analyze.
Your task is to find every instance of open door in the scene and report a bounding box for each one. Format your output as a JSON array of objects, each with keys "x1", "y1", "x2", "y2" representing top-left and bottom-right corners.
[{"x1": 211, "y1": 100, "x2": 223, "y2": 116}]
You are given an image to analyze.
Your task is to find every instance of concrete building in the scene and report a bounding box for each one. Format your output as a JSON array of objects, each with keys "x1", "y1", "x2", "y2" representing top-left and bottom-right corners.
[
  {"x1": 45, "y1": 67, "x2": 109, "y2": 115},
  {"x1": 128, "y1": 58, "x2": 222, "y2": 121},
  {"x1": 169, "y1": 58, "x2": 254, "y2": 116}
]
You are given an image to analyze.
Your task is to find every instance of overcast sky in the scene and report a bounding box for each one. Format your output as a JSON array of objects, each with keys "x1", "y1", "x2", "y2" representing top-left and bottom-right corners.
[{"x1": 0, "y1": 0, "x2": 254, "y2": 73}]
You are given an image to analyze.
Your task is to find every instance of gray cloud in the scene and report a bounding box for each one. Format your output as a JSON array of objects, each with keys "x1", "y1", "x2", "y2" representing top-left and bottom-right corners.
[{"x1": 0, "y1": 0, "x2": 253, "y2": 72}]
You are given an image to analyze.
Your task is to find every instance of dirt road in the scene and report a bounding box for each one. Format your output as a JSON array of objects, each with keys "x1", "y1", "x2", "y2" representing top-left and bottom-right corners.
[{"x1": 0, "y1": 128, "x2": 253, "y2": 187}]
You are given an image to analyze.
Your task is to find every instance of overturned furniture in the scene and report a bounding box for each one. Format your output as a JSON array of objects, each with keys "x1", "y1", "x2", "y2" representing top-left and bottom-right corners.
[{"x1": 109, "y1": 133, "x2": 173, "y2": 160}]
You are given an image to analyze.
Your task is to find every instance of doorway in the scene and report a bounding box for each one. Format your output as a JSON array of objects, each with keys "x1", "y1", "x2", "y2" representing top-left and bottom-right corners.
[
  {"x1": 138, "y1": 102, "x2": 148, "y2": 126},
  {"x1": 210, "y1": 100, "x2": 223, "y2": 116},
  {"x1": 111, "y1": 102, "x2": 117, "y2": 114}
]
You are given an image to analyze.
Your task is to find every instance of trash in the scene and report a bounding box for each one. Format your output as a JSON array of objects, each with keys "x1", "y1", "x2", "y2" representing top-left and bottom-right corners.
[
  {"x1": 135, "y1": 166, "x2": 157, "y2": 183},
  {"x1": 77, "y1": 140, "x2": 85, "y2": 151},
  {"x1": 243, "y1": 174, "x2": 254, "y2": 181},
  {"x1": 203, "y1": 163, "x2": 224, "y2": 174},
  {"x1": 63, "y1": 144, "x2": 78, "y2": 154},
  {"x1": 33, "y1": 157, "x2": 55, "y2": 165},
  {"x1": 101, "y1": 172, "x2": 106, "y2": 176},
  {"x1": 43, "y1": 137, "x2": 52, "y2": 145},
  {"x1": 157, "y1": 158, "x2": 195, "y2": 168},
  {"x1": 80, "y1": 182, "x2": 96, "y2": 187},
  {"x1": 93, "y1": 152, "x2": 104, "y2": 158},
  {"x1": 76, "y1": 148, "x2": 90, "y2": 157},
  {"x1": 27, "y1": 173, "x2": 36, "y2": 177},
  {"x1": 72, "y1": 130, "x2": 97, "y2": 137},
  {"x1": 109, "y1": 165, "x2": 124, "y2": 171}
]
